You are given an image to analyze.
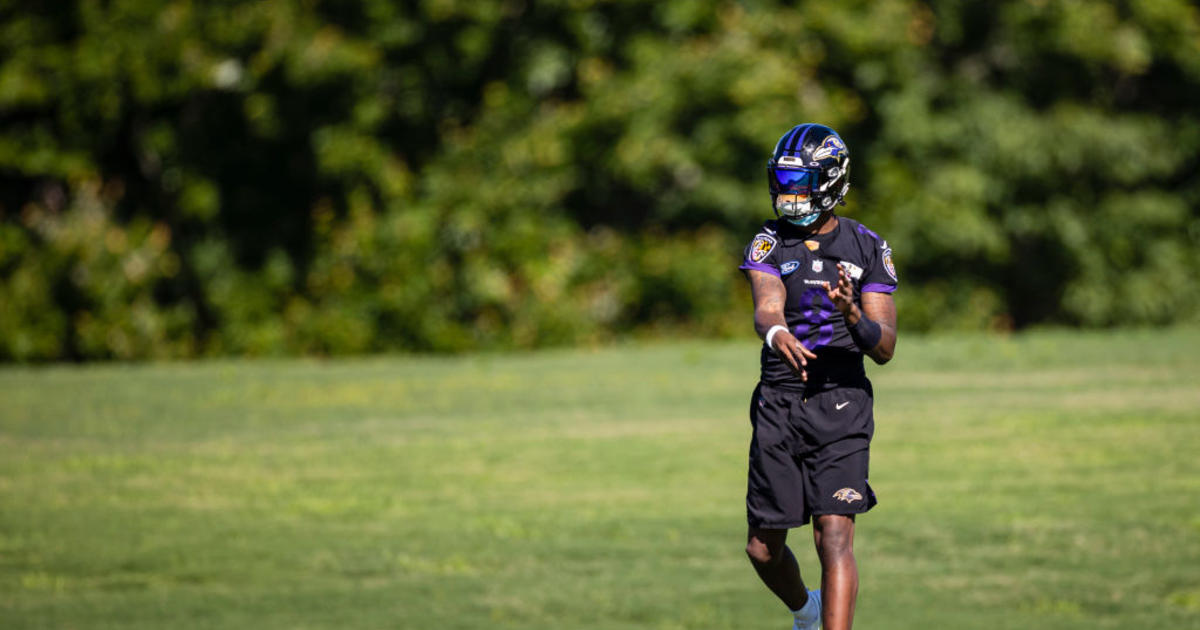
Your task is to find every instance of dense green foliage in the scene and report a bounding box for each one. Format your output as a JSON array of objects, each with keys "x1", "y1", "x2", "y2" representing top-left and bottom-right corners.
[
  {"x1": 2, "y1": 1, "x2": 1199, "y2": 359},
  {"x1": 3, "y1": 330, "x2": 1199, "y2": 627}
]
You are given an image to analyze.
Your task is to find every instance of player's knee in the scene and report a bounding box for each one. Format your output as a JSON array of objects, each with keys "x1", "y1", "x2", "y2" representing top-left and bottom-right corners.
[
  {"x1": 815, "y1": 517, "x2": 855, "y2": 560},
  {"x1": 745, "y1": 537, "x2": 780, "y2": 566},
  {"x1": 819, "y1": 532, "x2": 853, "y2": 560},
  {"x1": 816, "y1": 530, "x2": 854, "y2": 559}
]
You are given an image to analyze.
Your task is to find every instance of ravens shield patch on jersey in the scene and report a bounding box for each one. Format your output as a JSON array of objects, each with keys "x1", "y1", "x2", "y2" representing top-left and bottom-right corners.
[{"x1": 749, "y1": 234, "x2": 777, "y2": 263}]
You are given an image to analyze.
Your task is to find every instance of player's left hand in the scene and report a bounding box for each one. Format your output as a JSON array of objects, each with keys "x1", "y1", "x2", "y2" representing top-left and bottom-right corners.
[{"x1": 826, "y1": 264, "x2": 857, "y2": 320}]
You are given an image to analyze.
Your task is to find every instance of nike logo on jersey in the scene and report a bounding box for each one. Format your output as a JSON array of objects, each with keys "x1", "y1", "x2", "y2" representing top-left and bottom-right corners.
[{"x1": 836, "y1": 401, "x2": 850, "y2": 410}]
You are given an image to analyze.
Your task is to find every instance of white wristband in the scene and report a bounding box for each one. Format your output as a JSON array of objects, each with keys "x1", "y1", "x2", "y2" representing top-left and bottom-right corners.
[{"x1": 765, "y1": 325, "x2": 788, "y2": 350}]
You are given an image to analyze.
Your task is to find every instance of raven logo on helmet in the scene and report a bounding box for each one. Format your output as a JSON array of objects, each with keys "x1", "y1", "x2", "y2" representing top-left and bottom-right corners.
[{"x1": 811, "y1": 136, "x2": 846, "y2": 162}]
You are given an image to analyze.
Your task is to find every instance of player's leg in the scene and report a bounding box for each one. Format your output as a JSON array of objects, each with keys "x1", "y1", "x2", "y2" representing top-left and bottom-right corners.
[
  {"x1": 798, "y1": 383, "x2": 876, "y2": 629},
  {"x1": 746, "y1": 383, "x2": 810, "y2": 611},
  {"x1": 745, "y1": 527, "x2": 810, "y2": 611},
  {"x1": 746, "y1": 527, "x2": 821, "y2": 629},
  {"x1": 746, "y1": 383, "x2": 821, "y2": 626},
  {"x1": 813, "y1": 514, "x2": 857, "y2": 630}
]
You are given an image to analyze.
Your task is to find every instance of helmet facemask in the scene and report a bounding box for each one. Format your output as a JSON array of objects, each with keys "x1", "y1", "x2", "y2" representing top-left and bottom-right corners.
[{"x1": 769, "y1": 164, "x2": 818, "y2": 225}]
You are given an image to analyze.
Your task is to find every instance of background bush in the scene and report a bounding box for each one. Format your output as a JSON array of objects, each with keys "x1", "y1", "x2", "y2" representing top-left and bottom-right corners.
[{"x1": 2, "y1": 0, "x2": 1199, "y2": 360}]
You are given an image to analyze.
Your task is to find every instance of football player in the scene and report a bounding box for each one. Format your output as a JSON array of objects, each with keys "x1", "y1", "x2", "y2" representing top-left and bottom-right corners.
[{"x1": 739, "y1": 123, "x2": 898, "y2": 630}]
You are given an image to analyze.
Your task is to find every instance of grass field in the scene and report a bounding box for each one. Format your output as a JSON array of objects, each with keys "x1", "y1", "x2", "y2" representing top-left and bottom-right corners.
[{"x1": 2, "y1": 329, "x2": 1199, "y2": 629}]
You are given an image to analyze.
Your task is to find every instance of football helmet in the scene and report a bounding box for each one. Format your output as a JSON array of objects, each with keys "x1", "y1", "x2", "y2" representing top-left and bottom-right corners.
[{"x1": 767, "y1": 123, "x2": 850, "y2": 226}]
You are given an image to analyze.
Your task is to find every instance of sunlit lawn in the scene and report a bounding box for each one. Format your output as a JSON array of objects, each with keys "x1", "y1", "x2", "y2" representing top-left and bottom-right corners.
[{"x1": 2, "y1": 329, "x2": 1198, "y2": 629}]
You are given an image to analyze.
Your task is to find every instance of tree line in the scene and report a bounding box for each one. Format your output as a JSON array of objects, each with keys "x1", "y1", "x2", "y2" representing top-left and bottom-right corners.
[{"x1": 2, "y1": 0, "x2": 1198, "y2": 360}]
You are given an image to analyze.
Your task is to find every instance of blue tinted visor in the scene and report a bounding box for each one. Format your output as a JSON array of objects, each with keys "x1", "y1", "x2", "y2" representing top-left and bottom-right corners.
[{"x1": 768, "y1": 167, "x2": 816, "y2": 196}]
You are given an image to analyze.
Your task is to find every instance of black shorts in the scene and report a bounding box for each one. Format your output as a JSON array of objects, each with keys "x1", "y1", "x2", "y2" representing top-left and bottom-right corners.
[{"x1": 746, "y1": 380, "x2": 877, "y2": 529}]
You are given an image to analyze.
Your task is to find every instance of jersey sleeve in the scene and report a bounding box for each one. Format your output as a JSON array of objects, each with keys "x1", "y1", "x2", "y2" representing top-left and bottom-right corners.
[
  {"x1": 738, "y1": 226, "x2": 782, "y2": 277},
  {"x1": 859, "y1": 228, "x2": 898, "y2": 294}
]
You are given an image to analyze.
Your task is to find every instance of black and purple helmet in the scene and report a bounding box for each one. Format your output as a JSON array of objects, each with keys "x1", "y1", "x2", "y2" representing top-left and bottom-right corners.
[{"x1": 766, "y1": 123, "x2": 851, "y2": 226}]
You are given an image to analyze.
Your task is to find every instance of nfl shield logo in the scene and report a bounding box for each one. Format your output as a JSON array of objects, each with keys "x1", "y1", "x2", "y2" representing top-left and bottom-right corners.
[{"x1": 812, "y1": 260, "x2": 823, "y2": 273}]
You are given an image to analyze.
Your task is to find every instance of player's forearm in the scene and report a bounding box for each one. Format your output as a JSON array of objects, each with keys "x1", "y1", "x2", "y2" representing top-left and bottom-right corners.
[
  {"x1": 754, "y1": 308, "x2": 788, "y2": 340},
  {"x1": 849, "y1": 300, "x2": 897, "y2": 364},
  {"x1": 865, "y1": 323, "x2": 896, "y2": 364},
  {"x1": 746, "y1": 269, "x2": 790, "y2": 340}
]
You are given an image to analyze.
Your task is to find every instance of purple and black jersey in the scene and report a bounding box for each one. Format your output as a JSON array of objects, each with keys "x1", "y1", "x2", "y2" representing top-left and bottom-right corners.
[{"x1": 740, "y1": 217, "x2": 897, "y2": 389}]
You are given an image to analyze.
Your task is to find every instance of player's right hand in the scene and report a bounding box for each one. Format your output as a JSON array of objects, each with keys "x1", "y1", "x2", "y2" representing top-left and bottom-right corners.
[{"x1": 772, "y1": 330, "x2": 817, "y2": 381}]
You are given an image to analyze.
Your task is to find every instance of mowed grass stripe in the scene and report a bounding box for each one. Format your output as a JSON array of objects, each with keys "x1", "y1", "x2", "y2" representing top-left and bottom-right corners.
[{"x1": 1, "y1": 329, "x2": 1198, "y2": 629}]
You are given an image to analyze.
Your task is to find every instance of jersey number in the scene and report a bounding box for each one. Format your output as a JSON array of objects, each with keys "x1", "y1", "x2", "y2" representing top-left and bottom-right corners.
[{"x1": 792, "y1": 288, "x2": 836, "y2": 350}]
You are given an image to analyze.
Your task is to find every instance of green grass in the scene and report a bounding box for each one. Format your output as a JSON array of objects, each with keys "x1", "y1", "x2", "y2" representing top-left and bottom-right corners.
[{"x1": 2, "y1": 329, "x2": 1199, "y2": 629}]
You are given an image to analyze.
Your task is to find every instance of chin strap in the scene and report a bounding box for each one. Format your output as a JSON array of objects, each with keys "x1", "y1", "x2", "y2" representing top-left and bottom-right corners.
[{"x1": 787, "y1": 213, "x2": 822, "y2": 227}]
